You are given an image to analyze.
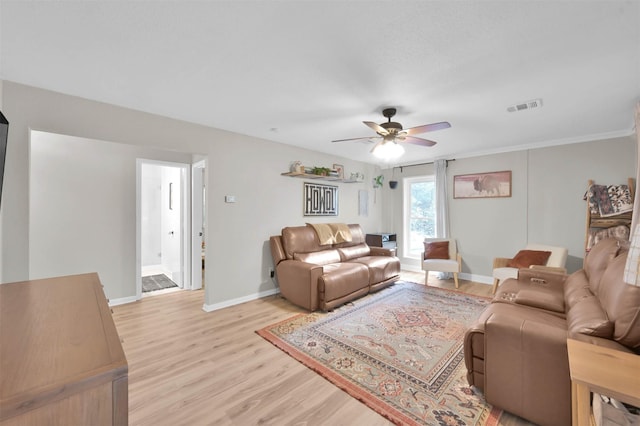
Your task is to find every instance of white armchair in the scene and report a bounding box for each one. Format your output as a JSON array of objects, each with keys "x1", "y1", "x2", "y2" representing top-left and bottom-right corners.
[
  {"x1": 421, "y1": 238, "x2": 462, "y2": 288},
  {"x1": 492, "y1": 243, "x2": 568, "y2": 294}
]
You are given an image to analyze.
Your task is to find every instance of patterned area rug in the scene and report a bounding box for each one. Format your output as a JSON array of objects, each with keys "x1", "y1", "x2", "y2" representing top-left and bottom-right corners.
[
  {"x1": 142, "y1": 274, "x2": 178, "y2": 293},
  {"x1": 257, "y1": 281, "x2": 501, "y2": 426}
]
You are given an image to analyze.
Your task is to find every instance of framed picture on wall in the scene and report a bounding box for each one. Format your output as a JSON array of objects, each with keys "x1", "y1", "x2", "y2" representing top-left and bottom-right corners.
[
  {"x1": 304, "y1": 182, "x2": 338, "y2": 216},
  {"x1": 453, "y1": 170, "x2": 512, "y2": 199}
]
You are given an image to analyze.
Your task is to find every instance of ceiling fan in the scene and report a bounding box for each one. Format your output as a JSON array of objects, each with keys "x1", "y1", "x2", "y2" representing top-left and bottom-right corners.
[{"x1": 332, "y1": 108, "x2": 451, "y2": 158}]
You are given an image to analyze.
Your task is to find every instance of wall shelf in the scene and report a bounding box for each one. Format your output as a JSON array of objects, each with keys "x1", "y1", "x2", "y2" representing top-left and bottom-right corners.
[{"x1": 281, "y1": 171, "x2": 360, "y2": 183}]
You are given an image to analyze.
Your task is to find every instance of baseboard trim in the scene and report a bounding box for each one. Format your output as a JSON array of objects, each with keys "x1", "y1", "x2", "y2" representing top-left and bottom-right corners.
[
  {"x1": 401, "y1": 263, "x2": 493, "y2": 285},
  {"x1": 109, "y1": 295, "x2": 139, "y2": 307},
  {"x1": 202, "y1": 288, "x2": 280, "y2": 312}
]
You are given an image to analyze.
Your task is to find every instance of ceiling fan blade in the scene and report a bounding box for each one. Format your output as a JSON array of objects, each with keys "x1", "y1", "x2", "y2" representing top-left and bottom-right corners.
[
  {"x1": 364, "y1": 121, "x2": 389, "y2": 135},
  {"x1": 332, "y1": 136, "x2": 374, "y2": 143},
  {"x1": 402, "y1": 136, "x2": 438, "y2": 147},
  {"x1": 404, "y1": 121, "x2": 451, "y2": 135}
]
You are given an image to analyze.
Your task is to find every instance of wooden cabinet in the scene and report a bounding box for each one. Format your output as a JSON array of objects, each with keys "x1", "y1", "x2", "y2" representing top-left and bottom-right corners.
[
  {"x1": 366, "y1": 233, "x2": 397, "y2": 249},
  {"x1": 0, "y1": 273, "x2": 128, "y2": 426}
]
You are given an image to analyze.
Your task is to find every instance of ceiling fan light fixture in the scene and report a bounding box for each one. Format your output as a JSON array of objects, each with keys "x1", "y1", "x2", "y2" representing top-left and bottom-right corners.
[{"x1": 373, "y1": 141, "x2": 404, "y2": 160}]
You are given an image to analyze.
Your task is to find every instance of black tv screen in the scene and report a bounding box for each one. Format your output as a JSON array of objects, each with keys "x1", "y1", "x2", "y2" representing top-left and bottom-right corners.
[{"x1": 0, "y1": 110, "x2": 8, "y2": 209}]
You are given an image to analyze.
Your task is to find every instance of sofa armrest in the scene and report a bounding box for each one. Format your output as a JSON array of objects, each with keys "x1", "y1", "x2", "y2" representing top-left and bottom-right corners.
[
  {"x1": 493, "y1": 257, "x2": 512, "y2": 268},
  {"x1": 275, "y1": 260, "x2": 323, "y2": 311},
  {"x1": 517, "y1": 267, "x2": 567, "y2": 288},
  {"x1": 370, "y1": 246, "x2": 396, "y2": 257},
  {"x1": 530, "y1": 264, "x2": 567, "y2": 274},
  {"x1": 484, "y1": 312, "x2": 571, "y2": 426}
]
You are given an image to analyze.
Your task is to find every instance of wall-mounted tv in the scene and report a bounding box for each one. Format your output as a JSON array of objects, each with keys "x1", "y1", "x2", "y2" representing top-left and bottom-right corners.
[{"x1": 0, "y1": 110, "x2": 8, "y2": 209}]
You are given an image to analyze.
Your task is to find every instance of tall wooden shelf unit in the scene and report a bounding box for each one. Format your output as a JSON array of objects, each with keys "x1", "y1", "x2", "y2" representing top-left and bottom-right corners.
[{"x1": 585, "y1": 178, "x2": 635, "y2": 252}]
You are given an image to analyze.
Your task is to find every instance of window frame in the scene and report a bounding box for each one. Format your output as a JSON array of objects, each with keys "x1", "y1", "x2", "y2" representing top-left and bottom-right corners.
[{"x1": 403, "y1": 175, "x2": 437, "y2": 259}]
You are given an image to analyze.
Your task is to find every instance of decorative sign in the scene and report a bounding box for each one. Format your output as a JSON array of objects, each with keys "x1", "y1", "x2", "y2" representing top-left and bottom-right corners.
[{"x1": 304, "y1": 182, "x2": 338, "y2": 216}]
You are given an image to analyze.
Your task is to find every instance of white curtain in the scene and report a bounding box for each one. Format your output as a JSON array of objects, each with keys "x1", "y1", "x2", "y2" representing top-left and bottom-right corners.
[
  {"x1": 435, "y1": 159, "x2": 450, "y2": 238},
  {"x1": 631, "y1": 102, "x2": 640, "y2": 236},
  {"x1": 435, "y1": 159, "x2": 451, "y2": 278}
]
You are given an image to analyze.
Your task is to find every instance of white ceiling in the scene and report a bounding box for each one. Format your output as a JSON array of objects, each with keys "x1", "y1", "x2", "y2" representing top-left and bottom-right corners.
[{"x1": 1, "y1": 1, "x2": 639, "y2": 166}]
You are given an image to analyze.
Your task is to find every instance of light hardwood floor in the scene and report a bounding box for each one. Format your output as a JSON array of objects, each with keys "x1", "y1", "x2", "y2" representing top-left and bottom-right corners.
[{"x1": 112, "y1": 272, "x2": 532, "y2": 425}]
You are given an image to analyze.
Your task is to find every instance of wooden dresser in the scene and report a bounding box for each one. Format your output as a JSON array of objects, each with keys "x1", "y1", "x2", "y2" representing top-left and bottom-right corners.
[{"x1": 0, "y1": 273, "x2": 128, "y2": 425}]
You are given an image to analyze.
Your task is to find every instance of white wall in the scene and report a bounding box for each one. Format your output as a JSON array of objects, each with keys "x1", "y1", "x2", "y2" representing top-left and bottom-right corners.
[
  {"x1": 29, "y1": 131, "x2": 192, "y2": 299},
  {"x1": 1, "y1": 81, "x2": 382, "y2": 307},
  {"x1": 381, "y1": 135, "x2": 636, "y2": 280}
]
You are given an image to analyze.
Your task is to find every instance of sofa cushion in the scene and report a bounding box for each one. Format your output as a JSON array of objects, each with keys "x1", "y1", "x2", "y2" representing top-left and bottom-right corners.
[
  {"x1": 282, "y1": 225, "x2": 327, "y2": 259},
  {"x1": 318, "y1": 263, "x2": 369, "y2": 301},
  {"x1": 348, "y1": 255, "x2": 400, "y2": 285},
  {"x1": 507, "y1": 250, "x2": 551, "y2": 268},
  {"x1": 596, "y1": 251, "x2": 640, "y2": 349},
  {"x1": 563, "y1": 271, "x2": 592, "y2": 309},
  {"x1": 584, "y1": 238, "x2": 621, "y2": 295},
  {"x1": 294, "y1": 249, "x2": 341, "y2": 266},
  {"x1": 424, "y1": 241, "x2": 449, "y2": 259},
  {"x1": 566, "y1": 295, "x2": 613, "y2": 338},
  {"x1": 515, "y1": 289, "x2": 565, "y2": 314},
  {"x1": 337, "y1": 243, "x2": 370, "y2": 261}
]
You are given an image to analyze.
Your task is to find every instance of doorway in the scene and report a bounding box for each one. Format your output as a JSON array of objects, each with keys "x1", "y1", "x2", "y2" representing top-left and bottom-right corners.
[{"x1": 137, "y1": 160, "x2": 191, "y2": 298}]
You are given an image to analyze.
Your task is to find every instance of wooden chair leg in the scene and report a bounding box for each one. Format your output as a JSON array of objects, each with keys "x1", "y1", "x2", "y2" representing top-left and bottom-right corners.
[
  {"x1": 453, "y1": 273, "x2": 459, "y2": 289},
  {"x1": 424, "y1": 271, "x2": 430, "y2": 286},
  {"x1": 492, "y1": 278, "x2": 499, "y2": 294}
]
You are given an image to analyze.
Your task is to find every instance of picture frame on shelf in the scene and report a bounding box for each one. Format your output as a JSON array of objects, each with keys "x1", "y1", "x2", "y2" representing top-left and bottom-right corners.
[{"x1": 333, "y1": 164, "x2": 344, "y2": 179}]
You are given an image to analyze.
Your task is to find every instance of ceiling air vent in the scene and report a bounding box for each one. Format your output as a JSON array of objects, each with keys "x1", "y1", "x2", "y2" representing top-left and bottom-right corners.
[{"x1": 507, "y1": 98, "x2": 543, "y2": 113}]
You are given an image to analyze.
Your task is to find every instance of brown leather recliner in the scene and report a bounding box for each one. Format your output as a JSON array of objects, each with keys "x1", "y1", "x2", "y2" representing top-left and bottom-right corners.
[
  {"x1": 464, "y1": 238, "x2": 640, "y2": 426},
  {"x1": 270, "y1": 224, "x2": 400, "y2": 311}
]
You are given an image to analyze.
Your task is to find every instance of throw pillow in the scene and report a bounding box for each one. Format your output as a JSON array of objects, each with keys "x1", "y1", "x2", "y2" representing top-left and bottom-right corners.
[
  {"x1": 424, "y1": 241, "x2": 449, "y2": 260},
  {"x1": 507, "y1": 249, "x2": 551, "y2": 269}
]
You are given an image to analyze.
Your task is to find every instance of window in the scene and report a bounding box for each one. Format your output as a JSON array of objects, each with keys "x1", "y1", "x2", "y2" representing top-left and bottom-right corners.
[{"x1": 404, "y1": 176, "x2": 436, "y2": 258}]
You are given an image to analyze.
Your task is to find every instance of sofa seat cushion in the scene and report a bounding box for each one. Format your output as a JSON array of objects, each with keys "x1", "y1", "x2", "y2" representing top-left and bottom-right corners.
[
  {"x1": 318, "y1": 263, "x2": 369, "y2": 302},
  {"x1": 294, "y1": 249, "x2": 341, "y2": 266},
  {"x1": 423, "y1": 258, "x2": 459, "y2": 273},
  {"x1": 566, "y1": 295, "x2": 613, "y2": 338},
  {"x1": 347, "y1": 256, "x2": 400, "y2": 285},
  {"x1": 564, "y1": 270, "x2": 592, "y2": 309},
  {"x1": 337, "y1": 243, "x2": 371, "y2": 261}
]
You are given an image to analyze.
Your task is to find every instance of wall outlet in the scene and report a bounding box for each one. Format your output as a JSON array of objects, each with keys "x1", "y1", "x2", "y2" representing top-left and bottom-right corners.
[{"x1": 269, "y1": 267, "x2": 275, "y2": 278}]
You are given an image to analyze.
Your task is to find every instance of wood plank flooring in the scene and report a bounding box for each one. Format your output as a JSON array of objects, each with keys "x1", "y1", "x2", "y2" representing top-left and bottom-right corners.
[{"x1": 112, "y1": 272, "x2": 533, "y2": 425}]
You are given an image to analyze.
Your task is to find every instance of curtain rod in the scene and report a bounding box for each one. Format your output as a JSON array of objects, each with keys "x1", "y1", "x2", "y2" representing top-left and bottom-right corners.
[{"x1": 392, "y1": 159, "x2": 455, "y2": 172}]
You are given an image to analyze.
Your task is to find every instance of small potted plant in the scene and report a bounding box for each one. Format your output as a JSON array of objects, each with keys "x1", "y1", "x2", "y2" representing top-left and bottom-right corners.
[{"x1": 312, "y1": 166, "x2": 331, "y2": 176}]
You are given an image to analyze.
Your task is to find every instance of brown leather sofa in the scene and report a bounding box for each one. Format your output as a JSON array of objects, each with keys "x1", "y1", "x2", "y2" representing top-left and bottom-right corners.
[
  {"x1": 464, "y1": 238, "x2": 640, "y2": 426},
  {"x1": 270, "y1": 224, "x2": 400, "y2": 311}
]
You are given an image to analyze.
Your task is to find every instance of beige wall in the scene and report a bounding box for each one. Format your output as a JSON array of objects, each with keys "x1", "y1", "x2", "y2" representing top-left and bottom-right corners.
[
  {"x1": 1, "y1": 81, "x2": 382, "y2": 306},
  {"x1": 381, "y1": 136, "x2": 636, "y2": 281}
]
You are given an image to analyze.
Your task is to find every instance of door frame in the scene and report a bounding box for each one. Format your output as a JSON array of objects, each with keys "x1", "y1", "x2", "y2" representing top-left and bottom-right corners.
[
  {"x1": 136, "y1": 159, "x2": 192, "y2": 300},
  {"x1": 191, "y1": 159, "x2": 206, "y2": 290}
]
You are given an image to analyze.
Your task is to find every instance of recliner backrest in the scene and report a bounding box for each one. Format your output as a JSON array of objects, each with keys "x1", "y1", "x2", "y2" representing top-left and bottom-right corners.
[{"x1": 596, "y1": 249, "x2": 640, "y2": 350}]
